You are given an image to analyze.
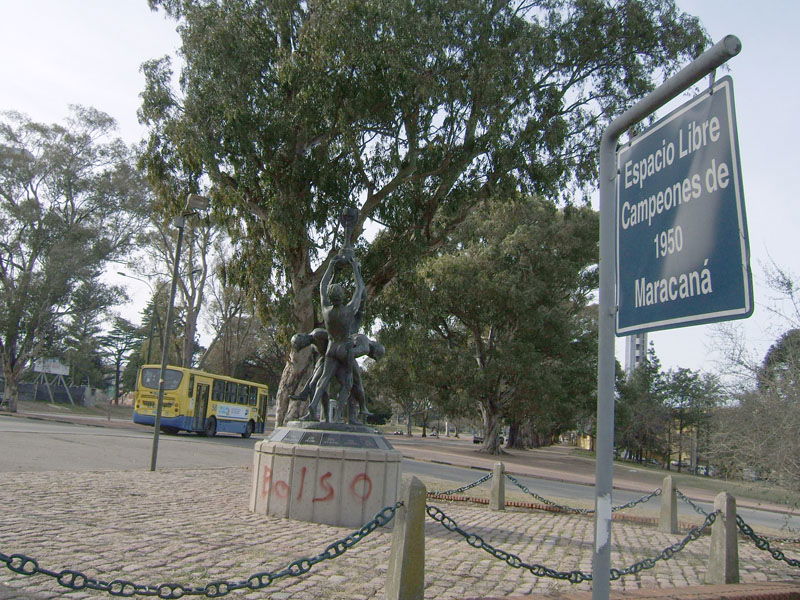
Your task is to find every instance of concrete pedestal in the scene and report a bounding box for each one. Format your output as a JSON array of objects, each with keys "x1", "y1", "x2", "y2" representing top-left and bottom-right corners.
[{"x1": 249, "y1": 422, "x2": 401, "y2": 528}]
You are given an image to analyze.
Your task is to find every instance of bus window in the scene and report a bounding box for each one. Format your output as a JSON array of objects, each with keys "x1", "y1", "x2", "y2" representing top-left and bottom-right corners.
[
  {"x1": 225, "y1": 381, "x2": 237, "y2": 403},
  {"x1": 188, "y1": 374, "x2": 195, "y2": 398},
  {"x1": 248, "y1": 386, "x2": 257, "y2": 406},
  {"x1": 212, "y1": 380, "x2": 225, "y2": 402},
  {"x1": 237, "y1": 384, "x2": 248, "y2": 405},
  {"x1": 141, "y1": 368, "x2": 183, "y2": 390}
]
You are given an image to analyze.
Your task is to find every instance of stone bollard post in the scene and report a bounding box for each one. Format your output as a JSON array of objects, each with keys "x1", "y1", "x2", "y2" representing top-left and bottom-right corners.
[
  {"x1": 489, "y1": 463, "x2": 505, "y2": 511},
  {"x1": 705, "y1": 491, "x2": 739, "y2": 584},
  {"x1": 659, "y1": 475, "x2": 678, "y2": 534},
  {"x1": 386, "y1": 475, "x2": 426, "y2": 600}
]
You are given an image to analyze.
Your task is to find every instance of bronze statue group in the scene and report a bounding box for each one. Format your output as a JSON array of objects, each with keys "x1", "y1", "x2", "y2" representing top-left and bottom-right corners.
[{"x1": 289, "y1": 208, "x2": 385, "y2": 425}]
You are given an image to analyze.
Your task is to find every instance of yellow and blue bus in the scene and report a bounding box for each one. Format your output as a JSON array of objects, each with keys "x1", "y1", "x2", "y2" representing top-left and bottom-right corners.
[{"x1": 133, "y1": 365, "x2": 270, "y2": 438}]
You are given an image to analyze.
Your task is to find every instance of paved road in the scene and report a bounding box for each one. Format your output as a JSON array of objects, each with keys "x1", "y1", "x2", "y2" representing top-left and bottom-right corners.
[
  {"x1": 0, "y1": 416, "x2": 258, "y2": 471},
  {"x1": 2, "y1": 416, "x2": 799, "y2": 535}
]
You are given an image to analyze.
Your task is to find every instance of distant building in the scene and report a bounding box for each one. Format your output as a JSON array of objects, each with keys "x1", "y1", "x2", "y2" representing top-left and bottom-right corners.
[{"x1": 625, "y1": 332, "x2": 648, "y2": 377}]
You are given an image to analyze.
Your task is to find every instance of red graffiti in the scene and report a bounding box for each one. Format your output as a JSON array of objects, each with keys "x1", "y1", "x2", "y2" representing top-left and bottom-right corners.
[
  {"x1": 274, "y1": 480, "x2": 290, "y2": 498},
  {"x1": 296, "y1": 466, "x2": 307, "y2": 501},
  {"x1": 313, "y1": 472, "x2": 335, "y2": 502},
  {"x1": 260, "y1": 467, "x2": 371, "y2": 504},
  {"x1": 261, "y1": 465, "x2": 272, "y2": 498},
  {"x1": 349, "y1": 473, "x2": 373, "y2": 501}
]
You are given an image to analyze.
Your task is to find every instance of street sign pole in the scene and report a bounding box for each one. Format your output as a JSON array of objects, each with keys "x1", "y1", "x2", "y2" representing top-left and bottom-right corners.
[{"x1": 593, "y1": 35, "x2": 741, "y2": 600}]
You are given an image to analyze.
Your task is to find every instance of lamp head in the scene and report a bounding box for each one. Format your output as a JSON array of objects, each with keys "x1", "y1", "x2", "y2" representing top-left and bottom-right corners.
[{"x1": 185, "y1": 194, "x2": 210, "y2": 212}]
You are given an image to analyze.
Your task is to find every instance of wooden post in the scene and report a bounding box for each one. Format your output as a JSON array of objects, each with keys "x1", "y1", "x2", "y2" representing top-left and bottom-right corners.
[
  {"x1": 706, "y1": 491, "x2": 739, "y2": 584},
  {"x1": 659, "y1": 475, "x2": 678, "y2": 534},
  {"x1": 489, "y1": 462, "x2": 505, "y2": 511},
  {"x1": 386, "y1": 476, "x2": 426, "y2": 600}
]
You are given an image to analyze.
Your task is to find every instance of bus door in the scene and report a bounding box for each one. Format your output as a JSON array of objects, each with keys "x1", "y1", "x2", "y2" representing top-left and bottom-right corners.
[{"x1": 193, "y1": 383, "x2": 210, "y2": 430}]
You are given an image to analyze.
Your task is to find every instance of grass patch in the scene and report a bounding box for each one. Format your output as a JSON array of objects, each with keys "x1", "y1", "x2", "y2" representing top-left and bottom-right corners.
[
  {"x1": 567, "y1": 447, "x2": 800, "y2": 508},
  {"x1": 15, "y1": 399, "x2": 134, "y2": 420}
]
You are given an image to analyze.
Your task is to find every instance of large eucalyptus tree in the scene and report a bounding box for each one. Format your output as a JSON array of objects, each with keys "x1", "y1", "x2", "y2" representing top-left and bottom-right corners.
[{"x1": 140, "y1": 0, "x2": 707, "y2": 424}]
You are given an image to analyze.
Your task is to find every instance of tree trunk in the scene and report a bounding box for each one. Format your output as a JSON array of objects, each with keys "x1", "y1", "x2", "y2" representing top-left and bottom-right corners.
[
  {"x1": 2, "y1": 360, "x2": 19, "y2": 413},
  {"x1": 676, "y1": 412, "x2": 685, "y2": 473},
  {"x1": 113, "y1": 359, "x2": 122, "y2": 406},
  {"x1": 506, "y1": 422, "x2": 519, "y2": 448},
  {"x1": 275, "y1": 348, "x2": 313, "y2": 426},
  {"x1": 478, "y1": 398, "x2": 504, "y2": 455},
  {"x1": 275, "y1": 279, "x2": 317, "y2": 427}
]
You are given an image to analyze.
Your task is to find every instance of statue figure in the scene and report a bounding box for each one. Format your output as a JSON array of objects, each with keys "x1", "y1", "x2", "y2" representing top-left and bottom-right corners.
[
  {"x1": 291, "y1": 329, "x2": 383, "y2": 423},
  {"x1": 300, "y1": 253, "x2": 363, "y2": 421},
  {"x1": 293, "y1": 206, "x2": 385, "y2": 424}
]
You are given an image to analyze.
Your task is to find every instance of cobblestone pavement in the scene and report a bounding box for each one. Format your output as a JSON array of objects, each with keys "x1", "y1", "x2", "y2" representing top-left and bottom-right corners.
[{"x1": 1, "y1": 467, "x2": 799, "y2": 599}]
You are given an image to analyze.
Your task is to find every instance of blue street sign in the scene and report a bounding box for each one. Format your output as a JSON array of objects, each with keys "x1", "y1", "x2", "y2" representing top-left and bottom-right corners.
[{"x1": 616, "y1": 75, "x2": 752, "y2": 335}]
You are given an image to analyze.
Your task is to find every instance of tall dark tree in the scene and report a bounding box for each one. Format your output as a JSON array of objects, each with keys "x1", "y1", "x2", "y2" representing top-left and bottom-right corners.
[
  {"x1": 140, "y1": 0, "x2": 707, "y2": 425},
  {"x1": 62, "y1": 281, "x2": 126, "y2": 389},
  {"x1": 661, "y1": 367, "x2": 720, "y2": 472},
  {"x1": 616, "y1": 345, "x2": 669, "y2": 464},
  {"x1": 101, "y1": 317, "x2": 146, "y2": 404},
  {"x1": 374, "y1": 196, "x2": 598, "y2": 454},
  {"x1": 0, "y1": 107, "x2": 147, "y2": 411}
]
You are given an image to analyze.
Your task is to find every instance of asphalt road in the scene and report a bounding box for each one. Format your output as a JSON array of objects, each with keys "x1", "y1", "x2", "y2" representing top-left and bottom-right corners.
[{"x1": 2, "y1": 415, "x2": 799, "y2": 534}]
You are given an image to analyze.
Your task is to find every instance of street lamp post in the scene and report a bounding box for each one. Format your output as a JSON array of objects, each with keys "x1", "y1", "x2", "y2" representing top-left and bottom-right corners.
[
  {"x1": 116, "y1": 272, "x2": 165, "y2": 364},
  {"x1": 150, "y1": 194, "x2": 210, "y2": 472}
]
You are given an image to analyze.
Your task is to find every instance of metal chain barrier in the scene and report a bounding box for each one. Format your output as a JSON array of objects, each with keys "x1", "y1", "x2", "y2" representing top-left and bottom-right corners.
[
  {"x1": 429, "y1": 472, "x2": 493, "y2": 496},
  {"x1": 736, "y1": 515, "x2": 800, "y2": 568},
  {"x1": 0, "y1": 503, "x2": 401, "y2": 598},
  {"x1": 609, "y1": 510, "x2": 719, "y2": 579},
  {"x1": 425, "y1": 504, "x2": 591, "y2": 583},
  {"x1": 426, "y1": 503, "x2": 719, "y2": 583},
  {"x1": 675, "y1": 489, "x2": 711, "y2": 516},
  {"x1": 610, "y1": 488, "x2": 662, "y2": 512},
  {"x1": 504, "y1": 474, "x2": 660, "y2": 514},
  {"x1": 764, "y1": 535, "x2": 800, "y2": 545},
  {"x1": 504, "y1": 474, "x2": 593, "y2": 514}
]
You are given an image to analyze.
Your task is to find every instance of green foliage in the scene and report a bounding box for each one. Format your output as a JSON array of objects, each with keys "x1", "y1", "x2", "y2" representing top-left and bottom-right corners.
[
  {"x1": 0, "y1": 107, "x2": 148, "y2": 409},
  {"x1": 101, "y1": 317, "x2": 146, "y2": 401},
  {"x1": 757, "y1": 328, "x2": 800, "y2": 391},
  {"x1": 140, "y1": 0, "x2": 707, "y2": 421},
  {"x1": 616, "y1": 345, "x2": 669, "y2": 462},
  {"x1": 617, "y1": 346, "x2": 721, "y2": 469},
  {"x1": 372, "y1": 195, "x2": 598, "y2": 452}
]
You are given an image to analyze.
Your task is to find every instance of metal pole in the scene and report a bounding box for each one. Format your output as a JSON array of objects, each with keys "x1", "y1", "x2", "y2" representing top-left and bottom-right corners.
[
  {"x1": 150, "y1": 215, "x2": 186, "y2": 472},
  {"x1": 145, "y1": 308, "x2": 157, "y2": 364},
  {"x1": 593, "y1": 35, "x2": 741, "y2": 600}
]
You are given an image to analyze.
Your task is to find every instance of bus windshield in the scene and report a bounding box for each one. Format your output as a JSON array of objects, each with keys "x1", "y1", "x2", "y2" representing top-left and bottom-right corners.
[{"x1": 140, "y1": 368, "x2": 183, "y2": 391}]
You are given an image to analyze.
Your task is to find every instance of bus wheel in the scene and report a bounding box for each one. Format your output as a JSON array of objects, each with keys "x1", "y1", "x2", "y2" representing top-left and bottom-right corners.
[
  {"x1": 160, "y1": 426, "x2": 179, "y2": 435},
  {"x1": 205, "y1": 416, "x2": 217, "y2": 437},
  {"x1": 242, "y1": 421, "x2": 254, "y2": 439}
]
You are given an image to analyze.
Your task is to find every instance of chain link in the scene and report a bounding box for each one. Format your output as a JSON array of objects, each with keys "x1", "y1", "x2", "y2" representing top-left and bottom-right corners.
[
  {"x1": 764, "y1": 535, "x2": 800, "y2": 545},
  {"x1": 428, "y1": 472, "x2": 493, "y2": 496},
  {"x1": 675, "y1": 489, "x2": 711, "y2": 517},
  {"x1": 504, "y1": 474, "x2": 594, "y2": 514},
  {"x1": 736, "y1": 516, "x2": 800, "y2": 568},
  {"x1": 609, "y1": 510, "x2": 718, "y2": 579},
  {"x1": 426, "y1": 503, "x2": 718, "y2": 583},
  {"x1": 425, "y1": 504, "x2": 591, "y2": 582},
  {"x1": 0, "y1": 503, "x2": 401, "y2": 597},
  {"x1": 504, "y1": 474, "x2": 660, "y2": 514},
  {"x1": 610, "y1": 489, "x2": 662, "y2": 512}
]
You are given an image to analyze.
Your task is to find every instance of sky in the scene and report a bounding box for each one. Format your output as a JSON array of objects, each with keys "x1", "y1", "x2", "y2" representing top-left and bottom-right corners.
[{"x1": 0, "y1": 1, "x2": 797, "y2": 378}]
